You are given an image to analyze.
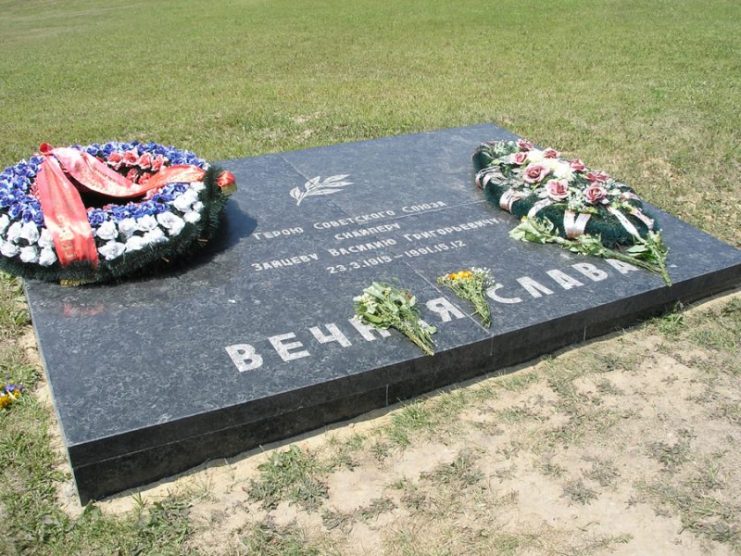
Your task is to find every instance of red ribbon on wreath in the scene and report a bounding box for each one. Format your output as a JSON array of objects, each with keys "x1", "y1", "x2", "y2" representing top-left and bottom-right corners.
[{"x1": 33, "y1": 144, "x2": 235, "y2": 268}]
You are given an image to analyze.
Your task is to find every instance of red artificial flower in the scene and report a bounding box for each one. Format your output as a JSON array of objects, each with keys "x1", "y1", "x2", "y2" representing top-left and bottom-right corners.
[
  {"x1": 138, "y1": 153, "x2": 153, "y2": 170},
  {"x1": 107, "y1": 152, "x2": 124, "y2": 169},
  {"x1": 123, "y1": 150, "x2": 139, "y2": 166},
  {"x1": 216, "y1": 170, "x2": 237, "y2": 195},
  {"x1": 151, "y1": 155, "x2": 165, "y2": 173}
]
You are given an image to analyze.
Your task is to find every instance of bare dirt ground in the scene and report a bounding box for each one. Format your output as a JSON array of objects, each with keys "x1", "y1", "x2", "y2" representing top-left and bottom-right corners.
[{"x1": 40, "y1": 291, "x2": 740, "y2": 555}]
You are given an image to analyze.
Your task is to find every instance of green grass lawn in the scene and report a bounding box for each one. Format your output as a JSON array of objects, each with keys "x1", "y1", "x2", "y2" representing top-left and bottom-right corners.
[{"x1": 0, "y1": 0, "x2": 739, "y2": 553}]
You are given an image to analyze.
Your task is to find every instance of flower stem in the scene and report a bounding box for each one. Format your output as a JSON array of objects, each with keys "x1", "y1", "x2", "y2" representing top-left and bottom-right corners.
[
  {"x1": 473, "y1": 300, "x2": 491, "y2": 328},
  {"x1": 552, "y1": 230, "x2": 671, "y2": 286},
  {"x1": 401, "y1": 324, "x2": 434, "y2": 356}
]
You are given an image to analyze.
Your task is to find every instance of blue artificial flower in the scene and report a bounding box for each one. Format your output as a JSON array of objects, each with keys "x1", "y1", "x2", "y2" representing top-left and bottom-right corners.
[
  {"x1": 88, "y1": 209, "x2": 107, "y2": 227},
  {"x1": 129, "y1": 202, "x2": 149, "y2": 219},
  {"x1": 8, "y1": 204, "x2": 22, "y2": 219},
  {"x1": 110, "y1": 206, "x2": 129, "y2": 220},
  {"x1": 151, "y1": 193, "x2": 173, "y2": 204},
  {"x1": 10, "y1": 177, "x2": 27, "y2": 191}
]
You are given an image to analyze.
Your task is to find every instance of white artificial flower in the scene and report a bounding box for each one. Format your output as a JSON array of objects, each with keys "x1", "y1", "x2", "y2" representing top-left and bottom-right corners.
[
  {"x1": 172, "y1": 196, "x2": 191, "y2": 213},
  {"x1": 156, "y1": 212, "x2": 185, "y2": 236},
  {"x1": 143, "y1": 228, "x2": 166, "y2": 245},
  {"x1": 136, "y1": 215, "x2": 158, "y2": 232},
  {"x1": 20, "y1": 221, "x2": 40, "y2": 244},
  {"x1": 192, "y1": 201, "x2": 204, "y2": 213},
  {"x1": 118, "y1": 218, "x2": 138, "y2": 238},
  {"x1": 527, "y1": 149, "x2": 545, "y2": 163},
  {"x1": 173, "y1": 189, "x2": 198, "y2": 212},
  {"x1": 191, "y1": 182, "x2": 206, "y2": 193},
  {"x1": 98, "y1": 240, "x2": 126, "y2": 261},
  {"x1": 38, "y1": 247, "x2": 57, "y2": 266},
  {"x1": 553, "y1": 167, "x2": 574, "y2": 181},
  {"x1": 125, "y1": 235, "x2": 146, "y2": 252},
  {"x1": 6, "y1": 222, "x2": 22, "y2": 243},
  {"x1": 0, "y1": 214, "x2": 10, "y2": 234},
  {"x1": 1, "y1": 241, "x2": 20, "y2": 257},
  {"x1": 38, "y1": 229, "x2": 53, "y2": 249},
  {"x1": 96, "y1": 220, "x2": 118, "y2": 241},
  {"x1": 184, "y1": 211, "x2": 201, "y2": 224},
  {"x1": 20, "y1": 245, "x2": 39, "y2": 263}
]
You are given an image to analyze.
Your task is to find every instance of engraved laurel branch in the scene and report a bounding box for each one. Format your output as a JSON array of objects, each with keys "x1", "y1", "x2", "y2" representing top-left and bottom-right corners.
[{"x1": 290, "y1": 174, "x2": 352, "y2": 206}]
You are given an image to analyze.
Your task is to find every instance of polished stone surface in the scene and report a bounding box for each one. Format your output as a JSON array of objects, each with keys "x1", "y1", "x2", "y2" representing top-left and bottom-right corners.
[{"x1": 25, "y1": 124, "x2": 741, "y2": 502}]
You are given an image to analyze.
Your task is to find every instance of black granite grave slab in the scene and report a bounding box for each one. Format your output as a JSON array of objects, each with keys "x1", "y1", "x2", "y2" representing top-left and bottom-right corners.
[{"x1": 25, "y1": 124, "x2": 740, "y2": 503}]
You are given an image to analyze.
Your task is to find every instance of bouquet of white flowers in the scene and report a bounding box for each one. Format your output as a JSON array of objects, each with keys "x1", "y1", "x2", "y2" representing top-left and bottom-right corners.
[{"x1": 354, "y1": 282, "x2": 437, "y2": 355}]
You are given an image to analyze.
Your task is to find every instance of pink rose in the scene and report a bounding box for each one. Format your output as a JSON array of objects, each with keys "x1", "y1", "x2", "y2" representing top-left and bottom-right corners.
[
  {"x1": 123, "y1": 150, "x2": 139, "y2": 166},
  {"x1": 544, "y1": 148, "x2": 559, "y2": 159},
  {"x1": 517, "y1": 139, "x2": 534, "y2": 151},
  {"x1": 151, "y1": 155, "x2": 165, "y2": 173},
  {"x1": 584, "y1": 184, "x2": 608, "y2": 204},
  {"x1": 522, "y1": 163, "x2": 550, "y2": 184},
  {"x1": 586, "y1": 170, "x2": 609, "y2": 183},
  {"x1": 125, "y1": 168, "x2": 139, "y2": 182},
  {"x1": 511, "y1": 152, "x2": 528, "y2": 165},
  {"x1": 545, "y1": 179, "x2": 569, "y2": 201},
  {"x1": 107, "y1": 152, "x2": 124, "y2": 169},
  {"x1": 569, "y1": 159, "x2": 586, "y2": 172},
  {"x1": 138, "y1": 153, "x2": 153, "y2": 169}
]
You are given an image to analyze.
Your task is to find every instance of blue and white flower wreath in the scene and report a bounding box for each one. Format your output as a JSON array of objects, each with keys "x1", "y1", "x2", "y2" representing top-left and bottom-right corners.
[{"x1": 0, "y1": 141, "x2": 235, "y2": 284}]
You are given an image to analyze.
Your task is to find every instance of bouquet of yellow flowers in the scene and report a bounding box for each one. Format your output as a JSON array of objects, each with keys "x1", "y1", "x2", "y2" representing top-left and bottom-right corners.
[{"x1": 437, "y1": 268, "x2": 493, "y2": 327}]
